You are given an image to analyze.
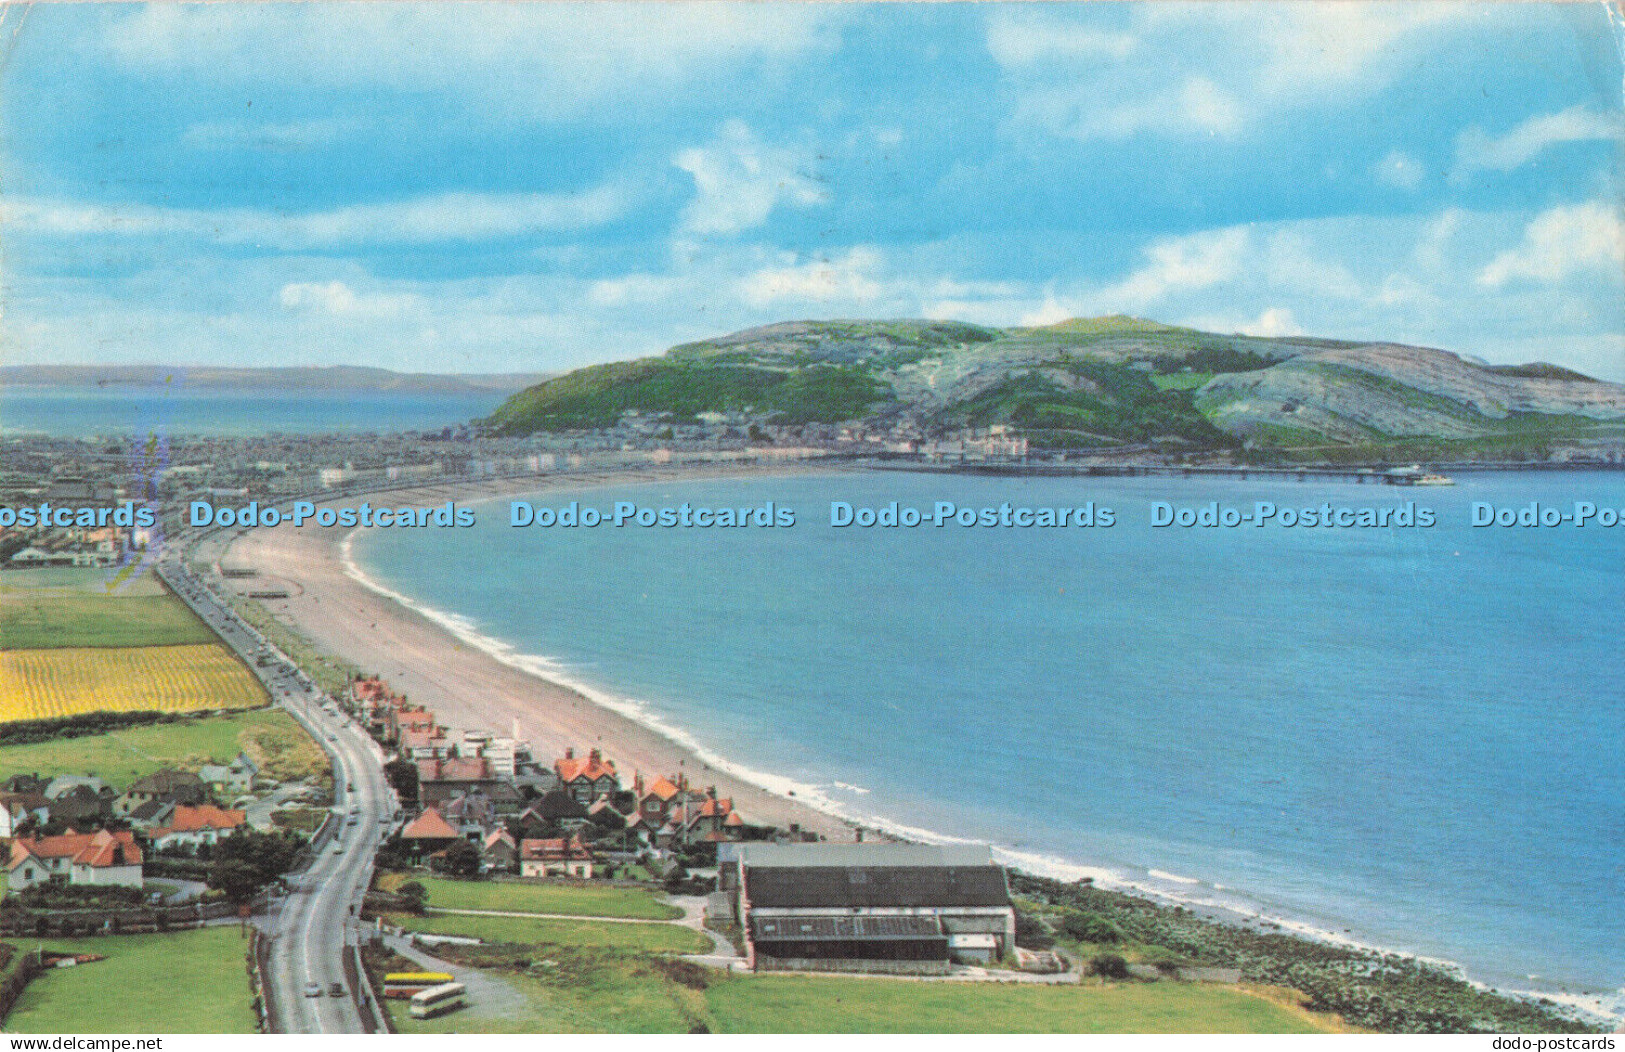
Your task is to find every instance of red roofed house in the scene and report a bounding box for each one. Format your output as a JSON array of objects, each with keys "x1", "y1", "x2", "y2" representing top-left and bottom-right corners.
[
  {"x1": 632, "y1": 773, "x2": 683, "y2": 828},
  {"x1": 519, "y1": 833, "x2": 595, "y2": 879},
  {"x1": 6, "y1": 830, "x2": 144, "y2": 890},
  {"x1": 658, "y1": 788, "x2": 747, "y2": 848},
  {"x1": 417, "y1": 757, "x2": 501, "y2": 808},
  {"x1": 555, "y1": 748, "x2": 619, "y2": 805},
  {"x1": 149, "y1": 804, "x2": 248, "y2": 852},
  {"x1": 402, "y1": 725, "x2": 454, "y2": 760},
  {"x1": 481, "y1": 829, "x2": 519, "y2": 873},
  {"x1": 399, "y1": 807, "x2": 462, "y2": 862}
]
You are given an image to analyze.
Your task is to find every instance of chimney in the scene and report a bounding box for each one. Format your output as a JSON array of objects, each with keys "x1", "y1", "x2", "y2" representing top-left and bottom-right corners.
[
  {"x1": 564, "y1": 747, "x2": 574, "y2": 760},
  {"x1": 589, "y1": 748, "x2": 601, "y2": 763}
]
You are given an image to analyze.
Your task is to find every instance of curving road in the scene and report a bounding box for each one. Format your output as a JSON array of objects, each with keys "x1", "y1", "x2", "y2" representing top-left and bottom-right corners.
[{"x1": 156, "y1": 544, "x2": 397, "y2": 1034}]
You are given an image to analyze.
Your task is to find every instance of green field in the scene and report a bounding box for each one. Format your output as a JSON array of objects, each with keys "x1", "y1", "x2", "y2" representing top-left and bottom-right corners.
[
  {"x1": 384, "y1": 964, "x2": 701, "y2": 1034},
  {"x1": 0, "y1": 586, "x2": 217, "y2": 650},
  {"x1": 387, "y1": 912, "x2": 709, "y2": 955},
  {"x1": 705, "y1": 974, "x2": 1334, "y2": 1034},
  {"x1": 385, "y1": 953, "x2": 1338, "y2": 1035},
  {"x1": 0, "y1": 708, "x2": 326, "y2": 789},
  {"x1": 378, "y1": 873, "x2": 681, "y2": 920},
  {"x1": 3, "y1": 928, "x2": 259, "y2": 1034}
]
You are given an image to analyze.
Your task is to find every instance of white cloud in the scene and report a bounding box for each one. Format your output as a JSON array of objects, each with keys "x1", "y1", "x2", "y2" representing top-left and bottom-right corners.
[
  {"x1": 1453, "y1": 105, "x2": 1623, "y2": 179},
  {"x1": 1478, "y1": 201, "x2": 1625, "y2": 287},
  {"x1": 1374, "y1": 150, "x2": 1424, "y2": 191},
  {"x1": 279, "y1": 280, "x2": 415, "y2": 318},
  {"x1": 1094, "y1": 227, "x2": 1251, "y2": 309},
  {"x1": 1183, "y1": 306, "x2": 1303, "y2": 338},
  {"x1": 2, "y1": 185, "x2": 628, "y2": 248},
  {"x1": 985, "y1": 11, "x2": 1136, "y2": 65},
  {"x1": 101, "y1": 4, "x2": 840, "y2": 122},
  {"x1": 1013, "y1": 74, "x2": 1244, "y2": 142},
  {"x1": 674, "y1": 121, "x2": 829, "y2": 237},
  {"x1": 1242, "y1": 4, "x2": 1468, "y2": 100},
  {"x1": 994, "y1": 4, "x2": 1475, "y2": 142}
]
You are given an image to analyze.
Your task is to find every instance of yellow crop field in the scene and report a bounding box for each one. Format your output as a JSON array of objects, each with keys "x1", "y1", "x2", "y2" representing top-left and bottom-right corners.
[{"x1": 0, "y1": 644, "x2": 267, "y2": 723}]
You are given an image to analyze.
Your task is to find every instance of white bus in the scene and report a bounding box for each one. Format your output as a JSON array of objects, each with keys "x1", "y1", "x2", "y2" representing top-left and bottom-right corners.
[{"x1": 408, "y1": 981, "x2": 466, "y2": 1020}]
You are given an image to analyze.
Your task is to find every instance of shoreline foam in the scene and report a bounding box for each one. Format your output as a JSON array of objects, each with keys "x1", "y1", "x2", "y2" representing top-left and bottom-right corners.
[{"x1": 239, "y1": 465, "x2": 1620, "y2": 1027}]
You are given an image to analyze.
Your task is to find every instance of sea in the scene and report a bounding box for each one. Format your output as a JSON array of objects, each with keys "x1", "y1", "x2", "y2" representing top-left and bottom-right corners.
[
  {"x1": 350, "y1": 468, "x2": 1625, "y2": 1018},
  {"x1": 0, "y1": 385, "x2": 503, "y2": 437}
]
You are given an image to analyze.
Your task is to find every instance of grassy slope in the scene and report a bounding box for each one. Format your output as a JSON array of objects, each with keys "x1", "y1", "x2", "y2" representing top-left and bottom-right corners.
[
  {"x1": 484, "y1": 360, "x2": 891, "y2": 432},
  {"x1": 385, "y1": 948, "x2": 1336, "y2": 1034},
  {"x1": 937, "y1": 360, "x2": 1233, "y2": 448},
  {"x1": 705, "y1": 975, "x2": 1333, "y2": 1034},
  {"x1": 378, "y1": 873, "x2": 681, "y2": 920},
  {"x1": 3, "y1": 928, "x2": 258, "y2": 1034},
  {"x1": 0, "y1": 709, "x2": 325, "y2": 789},
  {"x1": 385, "y1": 912, "x2": 709, "y2": 954}
]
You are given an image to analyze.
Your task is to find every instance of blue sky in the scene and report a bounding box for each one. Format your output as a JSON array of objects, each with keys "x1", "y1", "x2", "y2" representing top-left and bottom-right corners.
[{"x1": 3, "y1": 2, "x2": 1624, "y2": 379}]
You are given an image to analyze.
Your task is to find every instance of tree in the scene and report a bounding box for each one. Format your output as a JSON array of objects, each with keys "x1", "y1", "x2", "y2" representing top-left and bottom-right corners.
[
  {"x1": 384, "y1": 759, "x2": 419, "y2": 804},
  {"x1": 395, "y1": 881, "x2": 427, "y2": 915},
  {"x1": 210, "y1": 858, "x2": 264, "y2": 907},
  {"x1": 207, "y1": 829, "x2": 304, "y2": 904},
  {"x1": 431, "y1": 839, "x2": 480, "y2": 878}
]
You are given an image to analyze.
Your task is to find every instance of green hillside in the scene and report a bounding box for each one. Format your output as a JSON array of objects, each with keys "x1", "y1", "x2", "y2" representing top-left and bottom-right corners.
[{"x1": 480, "y1": 316, "x2": 1625, "y2": 457}]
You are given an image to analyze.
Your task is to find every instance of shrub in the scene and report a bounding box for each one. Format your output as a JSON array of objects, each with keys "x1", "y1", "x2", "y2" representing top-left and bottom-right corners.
[
  {"x1": 1062, "y1": 912, "x2": 1123, "y2": 944},
  {"x1": 395, "y1": 881, "x2": 428, "y2": 915},
  {"x1": 1014, "y1": 910, "x2": 1056, "y2": 950},
  {"x1": 1090, "y1": 953, "x2": 1130, "y2": 980}
]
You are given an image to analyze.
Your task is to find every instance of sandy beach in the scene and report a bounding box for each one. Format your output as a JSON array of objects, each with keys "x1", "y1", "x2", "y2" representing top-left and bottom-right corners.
[{"x1": 209, "y1": 463, "x2": 856, "y2": 842}]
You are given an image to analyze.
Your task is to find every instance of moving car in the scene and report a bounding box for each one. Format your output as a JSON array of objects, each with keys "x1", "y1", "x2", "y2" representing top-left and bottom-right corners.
[{"x1": 303, "y1": 982, "x2": 322, "y2": 998}]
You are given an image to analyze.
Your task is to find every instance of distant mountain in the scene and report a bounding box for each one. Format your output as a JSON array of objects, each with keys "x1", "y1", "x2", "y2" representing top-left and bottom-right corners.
[
  {"x1": 0, "y1": 364, "x2": 552, "y2": 394},
  {"x1": 482, "y1": 316, "x2": 1625, "y2": 458}
]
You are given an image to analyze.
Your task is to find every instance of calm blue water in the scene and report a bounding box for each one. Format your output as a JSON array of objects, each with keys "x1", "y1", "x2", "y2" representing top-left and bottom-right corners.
[
  {"x1": 355, "y1": 470, "x2": 1625, "y2": 1006},
  {"x1": 0, "y1": 385, "x2": 502, "y2": 437}
]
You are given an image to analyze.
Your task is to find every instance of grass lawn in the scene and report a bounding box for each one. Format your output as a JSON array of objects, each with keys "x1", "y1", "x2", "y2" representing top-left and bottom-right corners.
[
  {"x1": 387, "y1": 912, "x2": 708, "y2": 955},
  {"x1": 3, "y1": 927, "x2": 258, "y2": 1034},
  {"x1": 0, "y1": 586, "x2": 217, "y2": 650},
  {"x1": 380, "y1": 948, "x2": 1339, "y2": 1034},
  {"x1": 0, "y1": 708, "x2": 326, "y2": 789},
  {"x1": 384, "y1": 966, "x2": 699, "y2": 1034},
  {"x1": 704, "y1": 974, "x2": 1339, "y2": 1034},
  {"x1": 378, "y1": 873, "x2": 680, "y2": 920}
]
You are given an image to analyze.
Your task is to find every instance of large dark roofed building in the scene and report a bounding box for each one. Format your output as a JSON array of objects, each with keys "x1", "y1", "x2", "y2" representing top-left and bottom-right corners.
[{"x1": 725, "y1": 843, "x2": 1016, "y2": 972}]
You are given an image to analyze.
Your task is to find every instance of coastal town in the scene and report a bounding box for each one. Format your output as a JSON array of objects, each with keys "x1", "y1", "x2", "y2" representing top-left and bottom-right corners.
[{"x1": 1, "y1": 437, "x2": 1614, "y2": 1035}]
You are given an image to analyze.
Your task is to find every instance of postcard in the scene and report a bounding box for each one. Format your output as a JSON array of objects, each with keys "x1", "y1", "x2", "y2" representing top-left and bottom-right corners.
[{"x1": 0, "y1": 1, "x2": 1621, "y2": 1040}]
